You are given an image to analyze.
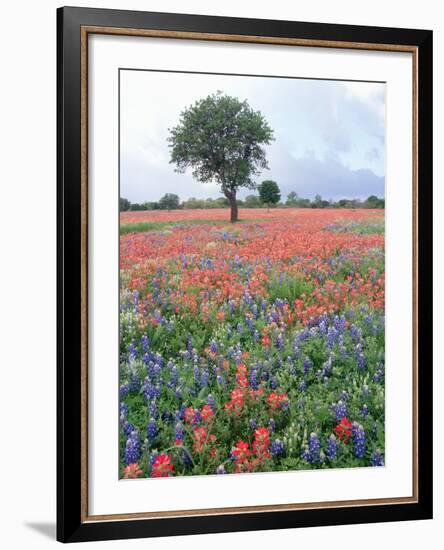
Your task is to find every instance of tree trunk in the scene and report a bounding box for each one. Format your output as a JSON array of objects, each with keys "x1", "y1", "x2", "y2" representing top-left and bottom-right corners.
[{"x1": 229, "y1": 195, "x2": 238, "y2": 223}]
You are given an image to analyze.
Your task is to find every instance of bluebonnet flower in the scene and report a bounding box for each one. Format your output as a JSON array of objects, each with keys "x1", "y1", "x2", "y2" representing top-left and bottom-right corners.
[
  {"x1": 176, "y1": 404, "x2": 186, "y2": 421},
  {"x1": 249, "y1": 418, "x2": 257, "y2": 430},
  {"x1": 168, "y1": 366, "x2": 178, "y2": 388},
  {"x1": 268, "y1": 418, "x2": 276, "y2": 433},
  {"x1": 357, "y1": 353, "x2": 366, "y2": 371},
  {"x1": 303, "y1": 357, "x2": 312, "y2": 375},
  {"x1": 123, "y1": 421, "x2": 135, "y2": 438},
  {"x1": 270, "y1": 377, "x2": 278, "y2": 390},
  {"x1": 318, "y1": 319, "x2": 328, "y2": 336},
  {"x1": 299, "y1": 379, "x2": 307, "y2": 392},
  {"x1": 332, "y1": 400, "x2": 348, "y2": 421},
  {"x1": 216, "y1": 465, "x2": 227, "y2": 474},
  {"x1": 141, "y1": 334, "x2": 149, "y2": 353},
  {"x1": 193, "y1": 366, "x2": 201, "y2": 386},
  {"x1": 175, "y1": 423, "x2": 184, "y2": 442},
  {"x1": 374, "y1": 362, "x2": 385, "y2": 383},
  {"x1": 120, "y1": 383, "x2": 130, "y2": 399},
  {"x1": 207, "y1": 394, "x2": 216, "y2": 411},
  {"x1": 361, "y1": 404, "x2": 369, "y2": 417},
  {"x1": 371, "y1": 449, "x2": 385, "y2": 467},
  {"x1": 192, "y1": 410, "x2": 201, "y2": 426},
  {"x1": 302, "y1": 433, "x2": 322, "y2": 463},
  {"x1": 186, "y1": 335, "x2": 193, "y2": 353},
  {"x1": 352, "y1": 422, "x2": 366, "y2": 458},
  {"x1": 308, "y1": 433, "x2": 321, "y2": 463},
  {"x1": 147, "y1": 418, "x2": 158, "y2": 441},
  {"x1": 124, "y1": 430, "x2": 140, "y2": 465},
  {"x1": 209, "y1": 340, "x2": 218, "y2": 354},
  {"x1": 142, "y1": 379, "x2": 160, "y2": 400},
  {"x1": 201, "y1": 369, "x2": 210, "y2": 387},
  {"x1": 149, "y1": 399, "x2": 158, "y2": 418},
  {"x1": 245, "y1": 317, "x2": 254, "y2": 331},
  {"x1": 249, "y1": 369, "x2": 260, "y2": 390},
  {"x1": 149, "y1": 451, "x2": 159, "y2": 466},
  {"x1": 339, "y1": 390, "x2": 349, "y2": 402},
  {"x1": 321, "y1": 356, "x2": 333, "y2": 379},
  {"x1": 128, "y1": 341, "x2": 138, "y2": 361},
  {"x1": 120, "y1": 402, "x2": 129, "y2": 421},
  {"x1": 275, "y1": 334, "x2": 284, "y2": 350},
  {"x1": 301, "y1": 445, "x2": 311, "y2": 462},
  {"x1": 326, "y1": 434, "x2": 338, "y2": 461},
  {"x1": 334, "y1": 315, "x2": 347, "y2": 334},
  {"x1": 270, "y1": 439, "x2": 285, "y2": 458},
  {"x1": 327, "y1": 326, "x2": 338, "y2": 349},
  {"x1": 350, "y1": 324, "x2": 362, "y2": 341}
]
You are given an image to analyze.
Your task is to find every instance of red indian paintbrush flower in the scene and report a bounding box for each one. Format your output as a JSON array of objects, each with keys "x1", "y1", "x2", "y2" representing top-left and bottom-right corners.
[
  {"x1": 334, "y1": 417, "x2": 353, "y2": 442},
  {"x1": 123, "y1": 463, "x2": 143, "y2": 479},
  {"x1": 151, "y1": 454, "x2": 174, "y2": 477}
]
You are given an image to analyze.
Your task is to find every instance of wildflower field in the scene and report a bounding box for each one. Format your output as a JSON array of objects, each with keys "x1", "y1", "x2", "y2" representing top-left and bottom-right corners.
[{"x1": 119, "y1": 208, "x2": 385, "y2": 479}]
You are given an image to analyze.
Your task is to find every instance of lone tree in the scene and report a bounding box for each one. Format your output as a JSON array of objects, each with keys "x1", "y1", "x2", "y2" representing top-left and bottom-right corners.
[
  {"x1": 168, "y1": 92, "x2": 274, "y2": 222},
  {"x1": 259, "y1": 180, "x2": 281, "y2": 211}
]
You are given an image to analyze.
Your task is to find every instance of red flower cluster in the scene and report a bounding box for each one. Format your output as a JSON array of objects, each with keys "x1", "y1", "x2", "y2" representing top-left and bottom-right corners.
[
  {"x1": 201, "y1": 404, "x2": 215, "y2": 422},
  {"x1": 224, "y1": 388, "x2": 245, "y2": 416},
  {"x1": 231, "y1": 427, "x2": 272, "y2": 473},
  {"x1": 184, "y1": 406, "x2": 198, "y2": 425},
  {"x1": 151, "y1": 454, "x2": 174, "y2": 478},
  {"x1": 123, "y1": 463, "x2": 143, "y2": 479},
  {"x1": 334, "y1": 417, "x2": 353, "y2": 442},
  {"x1": 267, "y1": 392, "x2": 289, "y2": 411},
  {"x1": 193, "y1": 427, "x2": 207, "y2": 453},
  {"x1": 252, "y1": 427, "x2": 271, "y2": 458},
  {"x1": 231, "y1": 440, "x2": 252, "y2": 473}
]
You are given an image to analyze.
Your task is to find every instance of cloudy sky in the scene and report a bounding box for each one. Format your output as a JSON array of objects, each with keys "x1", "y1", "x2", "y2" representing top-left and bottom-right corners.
[{"x1": 120, "y1": 70, "x2": 385, "y2": 202}]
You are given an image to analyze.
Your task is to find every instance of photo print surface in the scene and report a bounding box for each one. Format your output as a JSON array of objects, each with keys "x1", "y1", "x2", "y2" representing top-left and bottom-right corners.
[{"x1": 118, "y1": 69, "x2": 385, "y2": 480}]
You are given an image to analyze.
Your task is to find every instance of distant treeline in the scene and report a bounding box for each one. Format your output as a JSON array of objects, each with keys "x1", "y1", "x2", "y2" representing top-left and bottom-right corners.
[{"x1": 120, "y1": 192, "x2": 384, "y2": 212}]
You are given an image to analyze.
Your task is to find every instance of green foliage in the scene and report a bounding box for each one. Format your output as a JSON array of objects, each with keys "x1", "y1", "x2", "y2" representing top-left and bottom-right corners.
[
  {"x1": 120, "y1": 218, "x2": 270, "y2": 235},
  {"x1": 243, "y1": 194, "x2": 262, "y2": 208},
  {"x1": 119, "y1": 197, "x2": 131, "y2": 211},
  {"x1": 158, "y1": 193, "x2": 180, "y2": 210},
  {"x1": 182, "y1": 196, "x2": 229, "y2": 209},
  {"x1": 258, "y1": 180, "x2": 281, "y2": 207},
  {"x1": 267, "y1": 273, "x2": 313, "y2": 303},
  {"x1": 129, "y1": 202, "x2": 147, "y2": 211},
  {"x1": 282, "y1": 192, "x2": 385, "y2": 209},
  {"x1": 168, "y1": 91, "x2": 274, "y2": 221}
]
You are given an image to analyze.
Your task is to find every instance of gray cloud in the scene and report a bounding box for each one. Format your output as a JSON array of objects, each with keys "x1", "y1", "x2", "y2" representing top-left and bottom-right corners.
[{"x1": 120, "y1": 70, "x2": 385, "y2": 203}]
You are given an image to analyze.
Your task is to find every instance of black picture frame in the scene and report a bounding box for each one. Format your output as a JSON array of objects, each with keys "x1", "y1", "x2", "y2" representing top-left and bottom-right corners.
[{"x1": 57, "y1": 6, "x2": 433, "y2": 543}]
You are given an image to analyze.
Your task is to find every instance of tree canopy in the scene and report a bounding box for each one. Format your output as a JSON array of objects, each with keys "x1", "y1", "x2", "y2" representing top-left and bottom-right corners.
[
  {"x1": 259, "y1": 180, "x2": 281, "y2": 209},
  {"x1": 158, "y1": 193, "x2": 180, "y2": 211},
  {"x1": 168, "y1": 91, "x2": 274, "y2": 222}
]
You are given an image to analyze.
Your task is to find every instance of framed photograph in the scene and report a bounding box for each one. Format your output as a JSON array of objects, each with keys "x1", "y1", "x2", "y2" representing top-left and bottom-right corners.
[{"x1": 57, "y1": 6, "x2": 433, "y2": 543}]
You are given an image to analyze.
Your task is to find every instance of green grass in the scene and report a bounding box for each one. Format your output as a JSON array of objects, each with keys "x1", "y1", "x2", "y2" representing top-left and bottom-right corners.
[
  {"x1": 267, "y1": 273, "x2": 313, "y2": 303},
  {"x1": 351, "y1": 221, "x2": 385, "y2": 235},
  {"x1": 324, "y1": 219, "x2": 385, "y2": 236},
  {"x1": 120, "y1": 218, "x2": 270, "y2": 235}
]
